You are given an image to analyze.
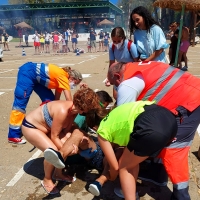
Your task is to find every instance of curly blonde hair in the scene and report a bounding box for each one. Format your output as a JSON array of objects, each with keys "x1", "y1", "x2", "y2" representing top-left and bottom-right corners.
[{"x1": 73, "y1": 88, "x2": 101, "y2": 111}]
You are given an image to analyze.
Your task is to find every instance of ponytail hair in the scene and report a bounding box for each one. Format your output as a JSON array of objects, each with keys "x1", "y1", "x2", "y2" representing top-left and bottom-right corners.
[{"x1": 62, "y1": 66, "x2": 83, "y2": 82}]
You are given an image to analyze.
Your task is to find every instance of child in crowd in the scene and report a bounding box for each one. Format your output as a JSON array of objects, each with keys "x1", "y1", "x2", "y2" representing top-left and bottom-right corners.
[
  {"x1": 24, "y1": 30, "x2": 29, "y2": 46},
  {"x1": 61, "y1": 34, "x2": 67, "y2": 53},
  {"x1": 2, "y1": 29, "x2": 10, "y2": 51},
  {"x1": 87, "y1": 37, "x2": 91, "y2": 53},
  {"x1": 32, "y1": 30, "x2": 40, "y2": 55},
  {"x1": 104, "y1": 32, "x2": 110, "y2": 52},
  {"x1": 40, "y1": 32, "x2": 45, "y2": 53},
  {"x1": 178, "y1": 26, "x2": 190, "y2": 71},
  {"x1": 45, "y1": 31, "x2": 51, "y2": 53},
  {"x1": 52, "y1": 31, "x2": 60, "y2": 54},
  {"x1": 98, "y1": 29, "x2": 104, "y2": 52}
]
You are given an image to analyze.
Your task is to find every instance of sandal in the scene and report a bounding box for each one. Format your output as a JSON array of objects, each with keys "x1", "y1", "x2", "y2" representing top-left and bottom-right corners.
[
  {"x1": 41, "y1": 180, "x2": 59, "y2": 195},
  {"x1": 52, "y1": 174, "x2": 76, "y2": 183}
]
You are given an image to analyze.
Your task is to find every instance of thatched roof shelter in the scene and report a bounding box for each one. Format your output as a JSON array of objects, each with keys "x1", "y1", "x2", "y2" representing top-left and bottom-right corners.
[
  {"x1": 98, "y1": 19, "x2": 114, "y2": 26},
  {"x1": 14, "y1": 22, "x2": 33, "y2": 29},
  {"x1": 153, "y1": 0, "x2": 200, "y2": 11}
]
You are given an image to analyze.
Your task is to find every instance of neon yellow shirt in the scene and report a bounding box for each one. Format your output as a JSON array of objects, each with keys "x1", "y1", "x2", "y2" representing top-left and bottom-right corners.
[
  {"x1": 40, "y1": 35, "x2": 45, "y2": 43},
  {"x1": 97, "y1": 101, "x2": 154, "y2": 146}
]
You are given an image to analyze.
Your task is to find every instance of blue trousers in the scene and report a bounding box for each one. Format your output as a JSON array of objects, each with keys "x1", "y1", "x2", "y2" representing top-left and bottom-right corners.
[{"x1": 8, "y1": 62, "x2": 55, "y2": 138}]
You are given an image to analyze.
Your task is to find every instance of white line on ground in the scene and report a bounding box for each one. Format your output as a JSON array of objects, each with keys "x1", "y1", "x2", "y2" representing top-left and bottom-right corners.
[
  {"x1": 59, "y1": 64, "x2": 75, "y2": 66},
  {"x1": 0, "y1": 92, "x2": 5, "y2": 95},
  {"x1": 6, "y1": 149, "x2": 42, "y2": 187},
  {"x1": 77, "y1": 58, "x2": 96, "y2": 64},
  {"x1": 0, "y1": 77, "x2": 16, "y2": 78},
  {"x1": 82, "y1": 74, "x2": 91, "y2": 78},
  {"x1": 3, "y1": 59, "x2": 22, "y2": 62},
  {"x1": 197, "y1": 124, "x2": 200, "y2": 136},
  {"x1": 0, "y1": 69, "x2": 14, "y2": 74},
  {"x1": 0, "y1": 69, "x2": 17, "y2": 70}
]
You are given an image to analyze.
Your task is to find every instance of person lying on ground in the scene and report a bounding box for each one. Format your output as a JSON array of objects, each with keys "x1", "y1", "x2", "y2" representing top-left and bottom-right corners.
[{"x1": 44, "y1": 111, "x2": 124, "y2": 197}]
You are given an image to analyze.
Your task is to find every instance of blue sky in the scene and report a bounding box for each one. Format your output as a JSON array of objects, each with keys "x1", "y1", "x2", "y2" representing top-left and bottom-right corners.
[{"x1": 0, "y1": 0, "x2": 118, "y2": 5}]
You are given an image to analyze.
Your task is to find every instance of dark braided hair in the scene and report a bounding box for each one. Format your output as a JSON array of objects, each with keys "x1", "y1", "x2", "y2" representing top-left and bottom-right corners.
[{"x1": 129, "y1": 6, "x2": 160, "y2": 33}]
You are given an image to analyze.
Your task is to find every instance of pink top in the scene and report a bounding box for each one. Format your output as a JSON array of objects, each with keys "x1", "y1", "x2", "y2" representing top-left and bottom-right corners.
[{"x1": 54, "y1": 34, "x2": 59, "y2": 42}]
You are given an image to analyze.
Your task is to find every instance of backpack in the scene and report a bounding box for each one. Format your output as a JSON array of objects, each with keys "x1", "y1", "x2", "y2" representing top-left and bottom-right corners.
[{"x1": 112, "y1": 39, "x2": 133, "y2": 57}]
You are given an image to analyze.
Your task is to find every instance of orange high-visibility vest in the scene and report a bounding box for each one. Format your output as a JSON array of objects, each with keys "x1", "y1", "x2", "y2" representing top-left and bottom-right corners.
[{"x1": 123, "y1": 61, "x2": 200, "y2": 114}]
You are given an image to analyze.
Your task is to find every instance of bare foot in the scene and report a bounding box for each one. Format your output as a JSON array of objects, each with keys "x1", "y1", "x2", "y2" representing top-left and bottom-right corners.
[{"x1": 52, "y1": 174, "x2": 75, "y2": 182}]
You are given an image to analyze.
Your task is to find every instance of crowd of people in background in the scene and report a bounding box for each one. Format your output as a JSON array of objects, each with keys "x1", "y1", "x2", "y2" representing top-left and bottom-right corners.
[
  {"x1": 5, "y1": 5, "x2": 198, "y2": 200},
  {"x1": 0, "y1": 27, "x2": 111, "y2": 55}
]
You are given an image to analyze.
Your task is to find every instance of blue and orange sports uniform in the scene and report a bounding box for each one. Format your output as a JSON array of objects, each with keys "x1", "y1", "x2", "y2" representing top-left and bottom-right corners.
[
  {"x1": 123, "y1": 61, "x2": 200, "y2": 200},
  {"x1": 8, "y1": 62, "x2": 70, "y2": 139}
]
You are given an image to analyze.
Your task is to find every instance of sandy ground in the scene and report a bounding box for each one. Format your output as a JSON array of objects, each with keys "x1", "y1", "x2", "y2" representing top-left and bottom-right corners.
[{"x1": 0, "y1": 41, "x2": 200, "y2": 200}]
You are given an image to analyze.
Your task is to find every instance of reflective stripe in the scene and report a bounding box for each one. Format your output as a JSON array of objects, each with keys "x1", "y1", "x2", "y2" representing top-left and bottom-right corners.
[
  {"x1": 12, "y1": 106, "x2": 26, "y2": 113},
  {"x1": 9, "y1": 124, "x2": 21, "y2": 129},
  {"x1": 36, "y1": 63, "x2": 49, "y2": 87},
  {"x1": 36, "y1": 63, "x2": 41, "y2": 75},
  {"x1": 44, "y1": 64, "x2": 49, "y2": 87},
  {"x1": 142, "y1": 66, "x2": 175, "y2": 100},
  {"x1": 36, "y1": 63, "x2": 41, "y2": 83},
  {"x1": 154, "y1": 70, "x2": 185, "y2": 103},
  {"x1": 166, "y1": 141, "x2": 192, "y2": 148},
  {"x1": 173, "y1": 181, "x2": 189, "y2": 190},
  {"x1": 142, "y1": 66, "x2": 185, "y2": 103}
]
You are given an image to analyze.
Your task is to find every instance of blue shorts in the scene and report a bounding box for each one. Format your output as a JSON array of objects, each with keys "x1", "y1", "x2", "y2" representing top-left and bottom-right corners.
[
  {"x1": 104, "y1": 40, "x2": 108, "y2": 46},
  {"x1": 72, "y1": 38, "x2": 77, "y2": 44},
  {"x1": 88, "y1": 142, "x2": 104, "y2": 171}
]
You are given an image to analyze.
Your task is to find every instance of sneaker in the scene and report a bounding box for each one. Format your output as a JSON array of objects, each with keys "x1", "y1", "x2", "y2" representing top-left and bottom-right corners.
[
  {"x1": 114, "y1": 187, "x2": 139, "y2": 200},
  {"x1": 88, "y1": 181, "x2": 102, "y2": 196},
  {"x1": 181, "y1": 66, "x2": 188, "y2": 71},
  {"x1": 8, "y1": 138, "x2": 26, "y2": 144}
]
